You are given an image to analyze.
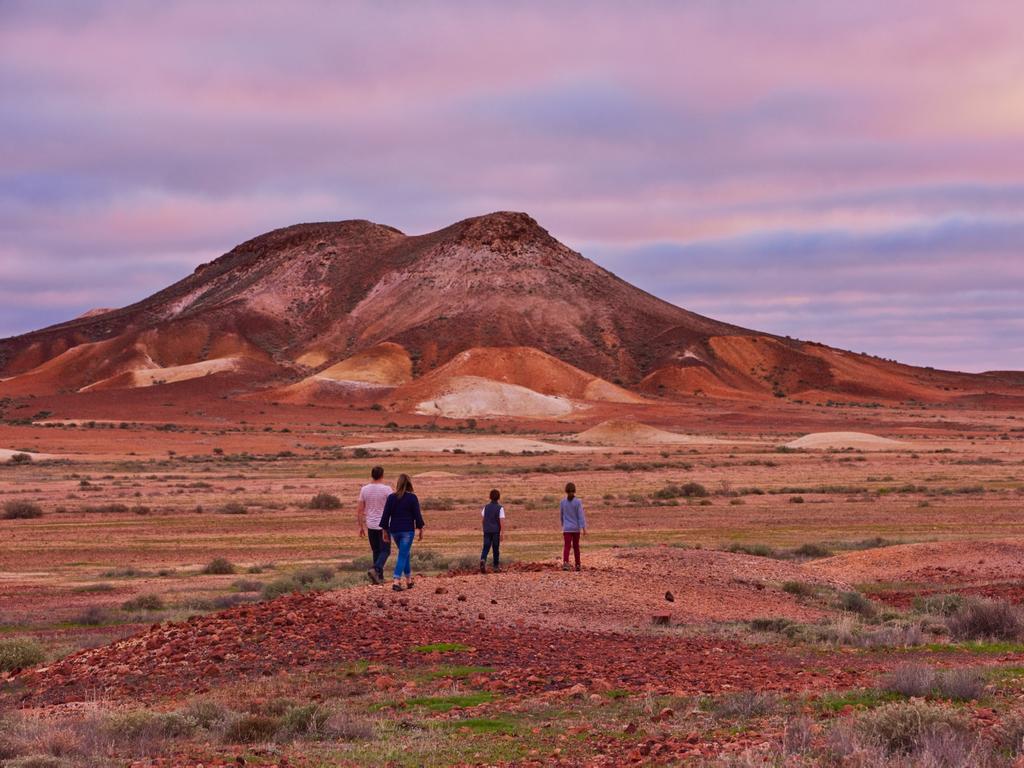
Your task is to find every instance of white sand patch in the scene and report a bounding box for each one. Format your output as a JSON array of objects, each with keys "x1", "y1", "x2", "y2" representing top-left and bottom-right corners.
[
  {"x1": 784, "y1": 431, "x2": 909, "y2": 451},
  {"x1": 575, "y1": 420, "x2": 720, "y2": 445},
  {"x1": 0, "y1": 448, "x2": 58, "y2": 461},
  {"x1": 80, "y1": 357, "x2": 242, "y2": 392},
  {"x1": 350, "y1": 437, "x2": 597, "y2": 454},
  {"x1": 415, "y1": 376, "x2": 574, "y2": 419}
]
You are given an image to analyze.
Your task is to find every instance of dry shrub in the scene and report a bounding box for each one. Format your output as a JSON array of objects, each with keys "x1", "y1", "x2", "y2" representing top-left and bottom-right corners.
[
  {"x1": 0, "y1": 637, "x2": 45, "y2": 671},
  {"x1": 993, "y1": 710, "x2": 1024, "y2": 756},
  {"x1": 934, "y1": 667, "x2": 986, "y2": 701},
  {"x1": 222, "y1": 714, "x2": 280, "y2": 743},
  {"x1": 202, "y1": 557, "x2": 236, "y2": 575},
  {"x1": 3, "y1": 501, "x2": 42, "y2": 519},
  {"x1": 915, "y1": 594, "x2": 966, "y2": 617},
  {"x1": 946, "y1": 598, "x2": 1023, "y2": 641},
  {"x1": 121, "y1": 594, "x2": 164, "y2": 612},
  {"x1": 309, "y1": 492, "x2": 341, "y2": 510},
  {"x1": 710, "y1": 690, "x2": 780, "y2": 719},
  {"x1": 839, "y1": 590, "x2": 877, "y2": 618},
  {"x1": 881, "y1": 663, "x2": 935, "y2": 698},
  {"x1": 322, "y1": 711, "x2": 375, "y2": 741},
  {"x1": 4, "y1": 758, "x2": 73, "y2": 768},
  {"x1": 858, "y1": 623, "x2": 924, "y2": 648},
  {"x1": 854, "y1": 701, "x2": 971, "y2": 755},
  {"x1": 783, "y1": 715, "x2": 814, "y2": 755}
]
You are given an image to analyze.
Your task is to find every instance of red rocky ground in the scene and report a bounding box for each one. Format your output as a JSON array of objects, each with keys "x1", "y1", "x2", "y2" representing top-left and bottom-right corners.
[{"x1": 16, "y1": 589, "x2": 877, "y2": 707}]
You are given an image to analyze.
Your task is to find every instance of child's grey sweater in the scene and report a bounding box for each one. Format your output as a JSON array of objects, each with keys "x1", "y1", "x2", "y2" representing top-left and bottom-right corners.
[{"x1": 559, "y1": 497, "x2": 586, "y2": 532}]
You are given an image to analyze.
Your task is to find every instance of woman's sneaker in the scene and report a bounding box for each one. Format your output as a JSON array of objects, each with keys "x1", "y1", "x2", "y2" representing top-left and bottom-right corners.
[
  {"x1": 561, "y1": 563, "x2": 571, "y2": 571},
  {"x1": 392, "y1": 583, "x2": 403, "y2": 592},
  {"x1": 367, "y1": 568, "x2": 380, "y2": 585}
]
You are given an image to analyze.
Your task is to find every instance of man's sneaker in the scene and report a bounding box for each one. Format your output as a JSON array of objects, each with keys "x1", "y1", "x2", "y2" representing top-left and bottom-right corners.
[
  {"x1": 480, "y1": 560, "x2": 487, "y2": 575},
  {"x1": 493, "y1": 565, "x2": 502, "y2": 573},
  {"x1": 367, "y1": 569, "x2": 379, "y2": 585}
]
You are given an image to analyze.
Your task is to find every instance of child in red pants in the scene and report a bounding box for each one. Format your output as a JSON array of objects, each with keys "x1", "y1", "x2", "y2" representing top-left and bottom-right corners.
[{"x1": 559, "y1": 482, "x2": 587, "y2": 571}]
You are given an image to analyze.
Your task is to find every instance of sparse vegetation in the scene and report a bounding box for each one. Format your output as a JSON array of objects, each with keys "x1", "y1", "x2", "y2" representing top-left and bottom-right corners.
[
  {"x1": 947, "y1": 598, "x2": 1023, "y2": 641},
  {"x1": 0, "y1": 638, "x2": 45, "y2": 671},
  {"x1": 201, "y1": 557, "x2": 236, "y2": 575},
  {"x1": 3, "y1": 501, "x2": 42, "y2": 519},
  {"x1": 308, "y1": 492, "x2": 341, "y2": 510}
]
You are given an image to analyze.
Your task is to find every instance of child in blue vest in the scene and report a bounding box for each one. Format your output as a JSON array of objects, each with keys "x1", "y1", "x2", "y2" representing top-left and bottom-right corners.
[{"x1": 480, "y1": 488, "x2": 505, "y2": 574}]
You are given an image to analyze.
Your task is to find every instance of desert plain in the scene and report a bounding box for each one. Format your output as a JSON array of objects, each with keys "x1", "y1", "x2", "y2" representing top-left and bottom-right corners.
[{"x1": 2, "y1": 390, "x2": 1024, "y2": 768}]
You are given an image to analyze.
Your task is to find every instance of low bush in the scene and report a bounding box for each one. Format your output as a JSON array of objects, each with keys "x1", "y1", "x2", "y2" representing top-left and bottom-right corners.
[
  {"x1": 278, "y1": 703, "x2": 331, "y2": 736},
  {"x1": 202, "y1": 557, "x2": 236, "y2": 575},
  {"x1": 121, "y1": 594, "x2": 165, "y2": 612},
  {"x1": 102, "y1": 709, "x2": 195, "y2": 742},
  {"x1": 219, "y1": 502, "x2": 247, "y2": 515},
  {"x1": 854, "y1": 701, "x2": 971, "y2": 755},
  {"x1": 183, "y1": 700, "x2": 231, "y2": 730},
  {"x1": 294, "y1": 567, "x2": 334, "y2": 586},
  {"x1": 0, "y1": 637, "x2": 45, "y2": 671},
  {"x1": 232, "y1": 579, "x2": 264, "y2": 593},
  {"x1": 222, "y1": 714, "x2": 280, "y2": 743},
  {"x1": 3, "y1": 501, "x2": 42, "y2": 519},
  {"x1": 880, "y1": 663, "x2": 935, "y2": 698},
  {"x1": 857, "y1": 623, "x2": 924, "y2": 648},
  {"x1": 915, "y1": 593, "x2": 966, "y2": 617},
  {"x1": 947, "y1": 598, "x2": 1023, "y2": 641},
  {"x1": 724, "y1": 542, "x2": 776, "y2": 558},
  {"x1": 781, "y1": 581, "x2": 817, "y2": 597},
  {"x1": 654, "y1": 482, "x2": 709, "y2": 499},
  {"x1": 749, "y1": 617, "x2": 793, "y2": 633},
  {"x1": 309, "y1": 492, "x2": 341, "y2": 510},
  {"x1": 322, "y1": 711, "x2": 375, "y2": 740},
  {"x1": 791, "y1": 543, "x2": 831, "y2": 558},
  {"x1": 410, "y1": 549, "x2": 451, "y2": 571},
  {"x1": 934, "y1": 667, "x2": 986, "y2": 701},
  {"x1": 994, "y1": 711, "x2": 1024, "y2": 755},
  {"x1": 839, "y1": 590, "x2": 877, "y2": 618},
  {"x1": 4, "y1": 758, "x2": 72, "y2": 768},
  {"x1": 709, "y1": 690, "x2": 780, "y2": 719},
  {"x1": 73, "y1": 605, "x2": 111, "y2": 626},
  {"x1": 7, "y1": 452, "x2": 32, "y2": 464},
  {"x1": 262, "y1": 577, "x2": 300, "y2": 599}
]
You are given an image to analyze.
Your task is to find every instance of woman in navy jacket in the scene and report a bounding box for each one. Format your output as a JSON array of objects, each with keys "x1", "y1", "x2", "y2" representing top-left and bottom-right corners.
[{"x1": 379, "y1": 473, "x2": 425, "y2": 591}]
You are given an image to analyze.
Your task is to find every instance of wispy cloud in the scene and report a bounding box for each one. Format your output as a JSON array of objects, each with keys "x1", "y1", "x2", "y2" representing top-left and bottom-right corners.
[{"x1": 1, "y1": 1, "x2": 1022, "y2": 371}]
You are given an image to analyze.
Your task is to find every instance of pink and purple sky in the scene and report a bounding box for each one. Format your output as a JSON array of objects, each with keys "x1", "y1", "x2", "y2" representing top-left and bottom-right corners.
[{"x1": 2, "y1": 1, "x2": 1022, "y2": 372}]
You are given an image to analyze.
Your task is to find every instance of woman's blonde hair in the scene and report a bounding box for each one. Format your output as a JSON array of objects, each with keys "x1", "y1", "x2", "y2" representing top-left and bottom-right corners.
[{"x1": 395, "y1": 473, "x2": 414, "y2": 499}]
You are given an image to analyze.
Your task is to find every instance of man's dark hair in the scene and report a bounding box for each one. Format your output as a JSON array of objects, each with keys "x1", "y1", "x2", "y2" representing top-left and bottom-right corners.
[
  {"x1": 489, "y1": 488, "x2": 500, "y2": 502},
  {"x1": 371, "y1": 466, "x2": 384, "y2": 480}
]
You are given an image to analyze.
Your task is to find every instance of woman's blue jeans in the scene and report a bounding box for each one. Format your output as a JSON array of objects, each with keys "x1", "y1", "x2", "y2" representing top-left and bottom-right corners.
[{"x1": 392, "y1": 530, "x2": 415, "y2": 579}]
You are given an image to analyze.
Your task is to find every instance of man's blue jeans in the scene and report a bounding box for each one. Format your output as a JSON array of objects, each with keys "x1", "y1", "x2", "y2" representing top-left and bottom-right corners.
[{"x1": 391, "y1": 530, "x2": 415, "y2": 579}]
